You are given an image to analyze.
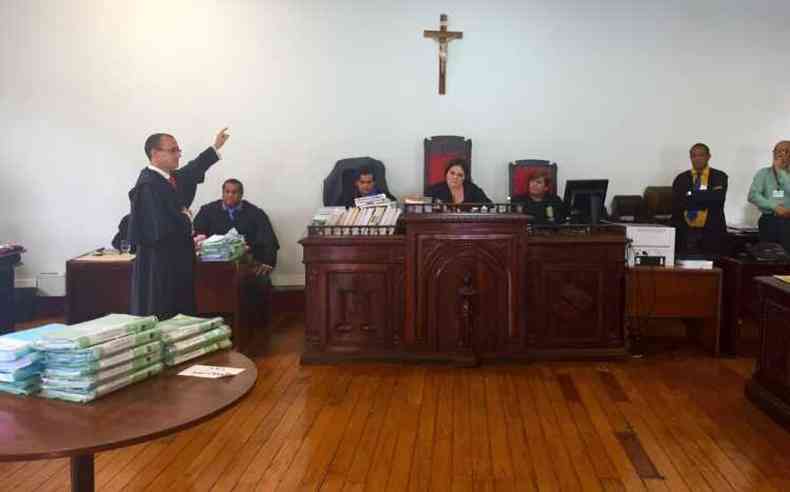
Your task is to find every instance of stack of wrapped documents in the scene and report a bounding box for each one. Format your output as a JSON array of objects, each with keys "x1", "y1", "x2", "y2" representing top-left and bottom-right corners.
[
  {"x1": 157, "y1": 314, "x2": 232, "y2": 366},
  {"x1": 0, "y1": 324, "x2": 64, "y2": 396},
  {"x1": 198, "y1": 228, "x2": 245, "y2": 262},
  {"x1": 34, "y1": 314, "x2": 164, "y2": 403}
]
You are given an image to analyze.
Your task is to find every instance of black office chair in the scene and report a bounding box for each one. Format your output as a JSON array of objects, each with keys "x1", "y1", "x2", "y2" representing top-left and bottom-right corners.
[
  {"x1": 322, "y1": 157, "x2": 392, "y2": 207},
  {"x1": 610, "y1": 195, "x2": 646, "y2": 223}
]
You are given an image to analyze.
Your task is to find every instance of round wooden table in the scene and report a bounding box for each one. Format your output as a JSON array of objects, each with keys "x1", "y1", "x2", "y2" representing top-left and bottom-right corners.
[{"x1": 0, "y1": 350, "x2": 257, "y2": 492}]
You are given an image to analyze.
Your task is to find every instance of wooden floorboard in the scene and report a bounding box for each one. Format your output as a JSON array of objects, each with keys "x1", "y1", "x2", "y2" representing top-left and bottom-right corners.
[{"x1": 6, "y1": 317, "x2": 790, "y2": 491}]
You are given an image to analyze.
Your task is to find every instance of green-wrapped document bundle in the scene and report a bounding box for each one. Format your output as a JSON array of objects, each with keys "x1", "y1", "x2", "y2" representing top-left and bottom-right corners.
[
  {"x1": 40, "y1": 362, "x2": 164, "y2": 403},
  {"x1": 34, "y1": 314, "x2": 158, "y2": 351},
  {"x1": 42, "y1": 352, "x2": 162, "y2": 391},
  {"x1": 156, "y1": 315, "x2": 233, "y2": 367},
  {"x1": 0, "y1": 324, "x2": 65, "y2": 361},
  {"x1": 44, "y1": 341, "x2": 163, "y2": 377},
  {"x1": 0, "y1": 324, "x2": 64, "y2": 396},
  {"x1": 44, "y1": 332, "x2": 162, "y2": 366},
  {"x1": 165, "y1": 339, "x2": 232, "y2": 366},
  {"x1": 158, "y1": 314, "x2": 224, "y2": 343},
  {"x1": 0, "y1": 376, "x2": 40, "y2": 396},
  {"x1": 164, "y1": 326, "x2": 231, "y2": 358}
]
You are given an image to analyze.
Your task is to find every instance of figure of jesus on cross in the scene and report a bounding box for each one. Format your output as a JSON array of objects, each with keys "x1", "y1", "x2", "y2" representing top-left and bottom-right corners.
[{"x1": 423, "y1": 14, "x2": 463, "y2": 95}]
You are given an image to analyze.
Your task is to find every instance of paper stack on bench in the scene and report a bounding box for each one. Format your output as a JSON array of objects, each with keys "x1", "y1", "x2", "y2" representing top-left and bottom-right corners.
[
  {"x1": 34, "y1": 314, "x2": 163, "y2": 403},
  {"x1": 198, "y1": 228, "x2": 245, "y2": 262},
  {"x1": 157, "y1": 314, "x2": 232, "y2": 366},
  {"x1": 0, "y1": 324, "x2": 64, "y2": 396}
]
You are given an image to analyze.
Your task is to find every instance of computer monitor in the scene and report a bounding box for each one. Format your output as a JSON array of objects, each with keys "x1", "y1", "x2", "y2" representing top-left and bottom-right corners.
[{"x1": 563, "y1": 179, "x2": 609, "y2": 224}]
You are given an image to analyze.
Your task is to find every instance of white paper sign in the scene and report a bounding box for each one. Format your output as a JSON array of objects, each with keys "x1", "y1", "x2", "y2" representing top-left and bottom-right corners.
[{"x1": 178, "y1": 364, "x2": 246, "y2": 379}]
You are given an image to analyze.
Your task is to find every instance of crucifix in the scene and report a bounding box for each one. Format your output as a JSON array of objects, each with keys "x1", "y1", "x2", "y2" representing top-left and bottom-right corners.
[{"x1": 423, "y1": 14, "x2": 463, "y2": 95}]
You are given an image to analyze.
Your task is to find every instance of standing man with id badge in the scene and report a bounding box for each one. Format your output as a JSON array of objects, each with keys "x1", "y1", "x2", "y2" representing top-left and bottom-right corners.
[{"x1": 748, "y1": 141, "x2": 790, "y2": 248}]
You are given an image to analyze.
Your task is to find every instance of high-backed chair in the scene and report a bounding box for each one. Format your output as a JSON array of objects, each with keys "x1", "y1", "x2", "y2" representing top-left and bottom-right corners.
[
  {"x1": 323, "y1": 157, "x2": 392, "y2": 207},
  {"x1": 423, "y1": 135, "x2": 472, "y2": 194},
  {"x1": 643, "y1": 186, "x2": 673, "y2": 225},
  {"x1": 610, "y1": 195, "x2": 647, "y2": 222},
  {"x1": 508, "y1": 159, "x2": 558, "y2": 201}
]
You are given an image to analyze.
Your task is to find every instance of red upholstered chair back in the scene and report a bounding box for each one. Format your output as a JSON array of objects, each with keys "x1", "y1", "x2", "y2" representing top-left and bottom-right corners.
[
  {"x1": 423, "y1": 136, "x2": 472, "y2": 194},
  {"x1": 509, "y1": 160, "x2": 558, "y2": 200}
]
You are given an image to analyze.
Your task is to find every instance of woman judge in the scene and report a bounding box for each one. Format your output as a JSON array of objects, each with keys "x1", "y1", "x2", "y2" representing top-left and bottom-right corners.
[{"x1": 426, "y1": 158, "x2": 492, "y2": 204}]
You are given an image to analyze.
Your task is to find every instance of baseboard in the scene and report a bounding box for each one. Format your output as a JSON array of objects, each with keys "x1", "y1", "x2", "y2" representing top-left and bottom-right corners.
[
  {"x1": 272, "y1": 285, "x2": 304, "y2": 315},
  {"x1": 14, "y1": 277, "x2": 36, "y2": 289},
  {"x1": 271, "y1": 273, "x2": 305, "y2": 287},
  {"x1": 36, "y1": 296, "x2": 66, "y2": 318}
]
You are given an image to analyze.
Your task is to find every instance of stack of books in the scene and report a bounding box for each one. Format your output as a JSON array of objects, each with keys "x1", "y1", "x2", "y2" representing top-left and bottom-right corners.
[
  {"x1": 354, "y1": 193, "x2": 393, "y2": 208},
  {"x1": 310, "y1": 205, "x2": 401, "y2": 236},
  {"x1": 0, "y1": 324, "x2": 63, "y2": 396},
  {"x1": 310, "y1": 207, "x2": 347, "y2": 226},
  {"x1": 34, "y1": 314, "x2": 163, "y2": 403},
  {"x1": 156, "y1": 315, "x2": 232, "y2": 366},
  {"x1": 198, "y1": 228, "x2": 246, "y2": 262}
]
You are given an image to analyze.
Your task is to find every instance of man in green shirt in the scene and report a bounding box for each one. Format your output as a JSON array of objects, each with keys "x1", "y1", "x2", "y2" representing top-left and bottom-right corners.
[{"x1": 748, "y1": 141, "x2": 790, "y2": 246}]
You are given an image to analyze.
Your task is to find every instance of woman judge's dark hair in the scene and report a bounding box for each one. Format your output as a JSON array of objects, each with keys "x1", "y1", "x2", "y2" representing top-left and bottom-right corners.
[{"x1": 444, "y1": 158, "x2": 469, "y2": 177}]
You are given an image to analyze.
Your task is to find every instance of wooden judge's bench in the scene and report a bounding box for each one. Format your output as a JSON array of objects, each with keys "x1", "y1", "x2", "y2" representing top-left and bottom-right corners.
[{"x1": 300, "y1": 206, "x2": 628, "y2": 364}]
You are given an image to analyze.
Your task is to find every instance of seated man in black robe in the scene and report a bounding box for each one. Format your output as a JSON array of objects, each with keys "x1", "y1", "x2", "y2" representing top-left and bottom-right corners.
[
  {"x1": 129, "y1": 128, "x2": 230, "y2": 320},
  {"x1": 671, "y1": 142, "x2": 728, "y2": 258},
  {"x1": 194, "y1": 178, "x2": 280, "y2": 283},
  {"x1": 511, "y1": 169, "x2": 567, "y2": 224},
  {"x1": 342, "y1": 166, "x2": 396, "y2": 208}
]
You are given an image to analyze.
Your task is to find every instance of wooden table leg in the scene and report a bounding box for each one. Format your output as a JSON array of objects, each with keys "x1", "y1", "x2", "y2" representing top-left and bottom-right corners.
[{"x1": 70, "y1": 454, "x2": 94, "y2": 492}]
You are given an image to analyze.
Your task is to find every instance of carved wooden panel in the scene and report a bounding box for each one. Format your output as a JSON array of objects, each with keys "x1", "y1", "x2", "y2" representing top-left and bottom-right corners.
[
  {"x1": 526, "y1": 243, "x2": 625, "y2": 351},
  {"x1": 415, "y1": 235, "x2": 522, "y2": 356},
  {"x1": 326, "y1": 271, "x2": 391, "y2": 349},
  {"x1": 530, "y1": 265, "x2": 605, "y2": 347},
  {"x1": 301, "y1": 237, "x2": 405, "y2": 361}
]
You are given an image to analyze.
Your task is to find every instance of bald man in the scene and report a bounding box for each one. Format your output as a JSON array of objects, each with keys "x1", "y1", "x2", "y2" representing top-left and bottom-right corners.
[
  {"x1": 671, "y1": 142, "x2": 729, "y2": 257},
  {"x1": 748, "y1": 141, "x2": 790, "y2": 248}
]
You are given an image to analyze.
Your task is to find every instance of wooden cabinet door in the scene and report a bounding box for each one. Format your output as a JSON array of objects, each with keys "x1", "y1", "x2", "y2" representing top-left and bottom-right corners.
[
  {"x1": 414, "y1": 235, "x2": 523, "y2": 356},
  {"x1": 308, "y1": 264, "x2": 404, "y2": 353},
  {"x1": 527, "y1": 244, "x2": 624, "y2": 351}
]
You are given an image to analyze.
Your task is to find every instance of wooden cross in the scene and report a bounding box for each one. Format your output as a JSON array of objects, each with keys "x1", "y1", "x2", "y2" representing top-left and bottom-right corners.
[{"x1": 423, "y1": 14, "x2": 463, "y2": 95}]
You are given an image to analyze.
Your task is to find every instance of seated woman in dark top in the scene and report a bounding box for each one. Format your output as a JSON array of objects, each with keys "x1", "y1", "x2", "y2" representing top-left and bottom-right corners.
[
  {"x1": 511, "y1": 170, "x2": 567, "y2": 224},
  {"x1": 425, "y1": 158, "x2": 492, "y2": 204}
]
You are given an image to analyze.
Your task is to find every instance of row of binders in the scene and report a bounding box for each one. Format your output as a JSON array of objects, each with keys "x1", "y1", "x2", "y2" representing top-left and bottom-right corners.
[
  {"x1": 0, "y1": 313, "x2": 232, "y2": 403},
  {"x1": 310, "y1": 205, "x2": 401, "y2": 235}
]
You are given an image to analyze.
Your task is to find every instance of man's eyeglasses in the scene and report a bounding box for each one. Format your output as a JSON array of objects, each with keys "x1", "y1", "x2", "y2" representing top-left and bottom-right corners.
[{"x1": 157, "y1": 147, "x2": 182, "y2": 154}]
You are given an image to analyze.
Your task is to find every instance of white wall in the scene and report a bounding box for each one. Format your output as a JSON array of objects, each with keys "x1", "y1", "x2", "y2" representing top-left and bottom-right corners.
[{"x1": 2, "y1": 0, "x2": 789, "y2": 287}]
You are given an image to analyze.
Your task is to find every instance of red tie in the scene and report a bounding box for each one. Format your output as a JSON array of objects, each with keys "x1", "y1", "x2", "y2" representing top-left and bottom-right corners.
[{"x1": 168, "y1": 175, "x2": 177, "y2": 189}]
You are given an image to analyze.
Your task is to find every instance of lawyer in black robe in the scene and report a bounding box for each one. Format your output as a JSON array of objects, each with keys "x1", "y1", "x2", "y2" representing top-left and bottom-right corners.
[{"x1": 128, "y1": 129, "x2": 228, "y2": 320}]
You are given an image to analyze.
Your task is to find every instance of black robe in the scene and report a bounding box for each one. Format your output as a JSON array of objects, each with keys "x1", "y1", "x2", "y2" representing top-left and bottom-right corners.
[
  {"x1": 194, "y1": 199, "x2": 280, "y2": 267},
  {"x1": 425, "y1": 181, "x2": 492, "y2": 204},
  {"x1": 512, "y1": 193, "x2": 567, "y2": 224},
  {"x1": 111, "y1": 214, "x2": 133, "y2": 252},
  {"x1": 128, "y1": 148, "x2": 219, "y2": 319}
]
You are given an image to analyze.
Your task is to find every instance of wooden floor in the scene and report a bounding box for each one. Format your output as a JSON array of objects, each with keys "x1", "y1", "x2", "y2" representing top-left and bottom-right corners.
[{"x1": 3, "y1": 314, "x2": 790, "y2": 491}]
